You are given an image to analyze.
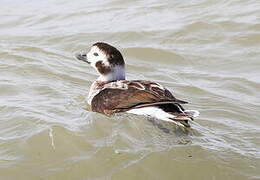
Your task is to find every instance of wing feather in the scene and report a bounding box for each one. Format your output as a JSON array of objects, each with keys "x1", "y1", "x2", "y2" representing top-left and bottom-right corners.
[{"x1": 91, "y1": 80, "x2": 187, "y2": 115}]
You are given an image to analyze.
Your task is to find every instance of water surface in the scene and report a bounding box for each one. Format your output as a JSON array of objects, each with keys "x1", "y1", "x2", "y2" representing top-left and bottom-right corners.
[{"x1": 0, "y1": 0, "x2": 260, "y2": 179}]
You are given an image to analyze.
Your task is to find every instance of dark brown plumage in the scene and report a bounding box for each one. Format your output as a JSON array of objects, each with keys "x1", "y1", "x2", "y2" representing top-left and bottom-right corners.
[{"x1": 91, "y1": 80, "x2": 187, "y2": 113}]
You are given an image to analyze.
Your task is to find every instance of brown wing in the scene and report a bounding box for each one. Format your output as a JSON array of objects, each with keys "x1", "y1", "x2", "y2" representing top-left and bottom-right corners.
[{"x1": 91, "y1": 80, "x2": 187, "y2": 115}]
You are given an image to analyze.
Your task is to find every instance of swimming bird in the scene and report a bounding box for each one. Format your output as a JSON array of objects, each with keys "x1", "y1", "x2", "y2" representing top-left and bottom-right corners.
[{"x1": 75, "y1": 42, "x2": 199, "y2": 127}]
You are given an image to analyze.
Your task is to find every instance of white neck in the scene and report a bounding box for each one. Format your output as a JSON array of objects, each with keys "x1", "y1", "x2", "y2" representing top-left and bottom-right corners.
[{"x1": 97, "y1": 65, "x2": 125, "y2": 82}]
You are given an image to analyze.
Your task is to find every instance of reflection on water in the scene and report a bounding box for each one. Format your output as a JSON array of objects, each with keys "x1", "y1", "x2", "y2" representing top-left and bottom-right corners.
[{"x1": 0, "y1": 0, "x2": 260, "y2": 179}]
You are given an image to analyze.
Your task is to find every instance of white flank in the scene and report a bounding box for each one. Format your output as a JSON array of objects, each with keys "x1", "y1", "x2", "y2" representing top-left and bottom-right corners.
[{"x1": 127, "y1": 107, "x2": 185, "y2": 127}]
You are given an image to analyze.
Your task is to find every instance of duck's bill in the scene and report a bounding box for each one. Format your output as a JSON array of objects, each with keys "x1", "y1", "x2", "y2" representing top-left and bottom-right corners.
[{"x1": 75, "y1": 53, "x2": 90, "y2": 64}]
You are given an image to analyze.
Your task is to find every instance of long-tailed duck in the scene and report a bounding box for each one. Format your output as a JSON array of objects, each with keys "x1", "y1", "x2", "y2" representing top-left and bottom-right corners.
[{"x1": 76, "y1": 42, "x2": 199, "y2": 127}]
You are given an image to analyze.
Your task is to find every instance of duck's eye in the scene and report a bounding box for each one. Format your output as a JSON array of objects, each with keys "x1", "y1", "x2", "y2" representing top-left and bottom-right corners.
[{"x1": 93, "y1": 53, "x2": 98, "y2": 56}]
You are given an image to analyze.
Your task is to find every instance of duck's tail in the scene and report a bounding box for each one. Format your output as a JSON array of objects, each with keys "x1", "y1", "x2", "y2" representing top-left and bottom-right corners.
[{"x1": 169, "y1": 109, "x2": 200, "y2": 127}]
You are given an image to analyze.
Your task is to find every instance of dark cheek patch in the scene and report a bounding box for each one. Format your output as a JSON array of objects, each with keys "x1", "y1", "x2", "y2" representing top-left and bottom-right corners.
[{"x1": 95, "y1": 61, "x2": 111, "y2": 75}]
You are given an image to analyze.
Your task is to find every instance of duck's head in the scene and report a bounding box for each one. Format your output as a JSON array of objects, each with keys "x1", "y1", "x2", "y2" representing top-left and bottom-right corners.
[{"x1": 76, "y1": 42, "x2": 125, "y2": 82}]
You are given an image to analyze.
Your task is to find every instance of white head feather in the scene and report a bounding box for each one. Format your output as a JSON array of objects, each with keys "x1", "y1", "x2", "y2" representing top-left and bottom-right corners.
[{"x1": 87, "y1": 45, "x2": 125, "y2": 82}]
